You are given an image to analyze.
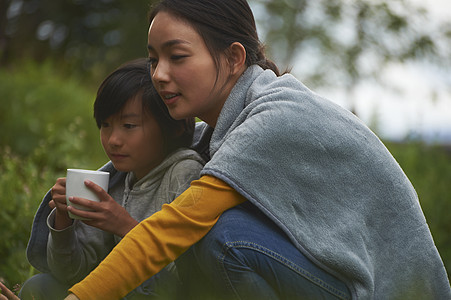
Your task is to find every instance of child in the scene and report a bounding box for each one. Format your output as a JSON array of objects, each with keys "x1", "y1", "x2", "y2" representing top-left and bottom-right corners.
[{"x1": 22, "y1": 58, "x2": 204, "y2": 299}]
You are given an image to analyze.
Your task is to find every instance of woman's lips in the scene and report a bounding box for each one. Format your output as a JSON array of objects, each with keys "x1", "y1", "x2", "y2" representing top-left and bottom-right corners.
[{"x1": 160, "y1": 92, "x2": 180, "y2": 106}]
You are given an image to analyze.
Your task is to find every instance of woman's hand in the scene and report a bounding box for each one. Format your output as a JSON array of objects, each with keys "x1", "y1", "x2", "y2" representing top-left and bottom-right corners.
[
  {"x1": 0, "y1": 282, "x2": 19, "y2": 300},
  {"x1": 68, "y1": 180, "x2": 139, "y2": 237},
  {"x1": 49, "y1": 177, "x2": 74, "y2": 230}
]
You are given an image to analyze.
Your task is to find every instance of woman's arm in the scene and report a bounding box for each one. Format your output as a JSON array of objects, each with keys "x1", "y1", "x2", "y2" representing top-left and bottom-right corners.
[{"x1": 68, "y1": 175, "x2": 246, "y2": 300}]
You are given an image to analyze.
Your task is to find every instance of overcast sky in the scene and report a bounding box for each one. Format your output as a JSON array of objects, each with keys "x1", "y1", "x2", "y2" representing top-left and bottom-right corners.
[
  {"x1": 310, "y1": 0, "x2": 451, "y2": 143},
  {"x1": 252, "y1": 0, "x2": 451, "y2": 143}
]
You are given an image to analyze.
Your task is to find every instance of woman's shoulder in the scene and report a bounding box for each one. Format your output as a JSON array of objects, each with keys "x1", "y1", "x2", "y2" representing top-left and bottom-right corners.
[{"x1": 247, "y1": 66, "x2": 306, "y2": 99}]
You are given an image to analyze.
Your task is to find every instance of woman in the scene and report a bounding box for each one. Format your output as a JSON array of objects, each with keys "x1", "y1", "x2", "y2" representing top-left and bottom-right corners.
[{"x1": 65, "y1": 0, "x2": 450, "y2": 299}]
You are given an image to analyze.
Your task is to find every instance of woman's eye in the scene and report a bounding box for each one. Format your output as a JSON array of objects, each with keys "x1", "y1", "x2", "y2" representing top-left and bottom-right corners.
[
  {"x1": 124, "y1": 124, "x2": 137, "y2": 129},
  {"x1": 171, "y1": 55, "x2": 187, "y2": 61},
  {"x1": 101, "y1": 122, "x2": 110, "y2": 128}
]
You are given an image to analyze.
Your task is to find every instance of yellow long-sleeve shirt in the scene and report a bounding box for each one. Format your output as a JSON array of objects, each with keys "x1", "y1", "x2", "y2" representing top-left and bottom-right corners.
[{"x1": 69, "y1": 175, "x2": 246, "y2": 300}]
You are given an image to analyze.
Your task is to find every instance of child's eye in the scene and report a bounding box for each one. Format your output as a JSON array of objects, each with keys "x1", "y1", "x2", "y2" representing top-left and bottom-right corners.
[
  {"x1": 124, "y1": 124, "x2": 137, "y2": 129},
  {"x1": 101, "y1": 122, "x2": 110, "y2": 128}
]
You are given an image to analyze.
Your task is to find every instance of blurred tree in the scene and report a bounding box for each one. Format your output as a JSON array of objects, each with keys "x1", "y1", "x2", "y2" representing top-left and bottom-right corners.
[
  {"x1": 0, "y1": 0, "x2": 157, "y2": 80},
  {"x1": 1, "y1": 0, "x2": 450, "y2": 106},
  {"x1": 250, "y1": 0, "x2": 451, "y2": 113}
]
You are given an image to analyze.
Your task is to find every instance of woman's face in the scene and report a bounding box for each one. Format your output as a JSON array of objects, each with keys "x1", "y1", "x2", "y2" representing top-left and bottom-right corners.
[{"x1": 147, "y1": 11, "x2": 233, "y2": 127}]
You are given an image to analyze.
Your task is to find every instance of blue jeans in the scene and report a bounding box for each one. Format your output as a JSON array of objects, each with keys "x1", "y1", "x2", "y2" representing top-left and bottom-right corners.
[
  {"x1": 20, "y1": 266, "x2": 179, "y2": 300},
  {"x1": 19, "y1": 274, "x2": 70, "y2": 300},
  {"x1": 176, "y1": 202, "x2": 351, "y2": 300}
]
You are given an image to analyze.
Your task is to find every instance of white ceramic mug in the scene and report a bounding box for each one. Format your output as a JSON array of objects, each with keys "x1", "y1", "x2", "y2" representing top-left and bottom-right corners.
[{"x1": 66, "y1": 169, "x2": 109, "y2": 220}]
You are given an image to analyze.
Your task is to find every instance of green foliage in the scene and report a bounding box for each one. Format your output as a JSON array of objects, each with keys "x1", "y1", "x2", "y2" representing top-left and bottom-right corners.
[
  {"x1": 0, "y1": 60, "x2": 106, "y2": 170},
  {"x1": 0, "y1": 147, "x2": 57, "y2": 286},
  {"x1": 386, "y1": 141, "x2": 451, "y2": 277},
  {"x1": 0, "y1": 62, "x2": 107, "y2": 286},
  {"x1": 1, "y1": 0, "x2": 154, "y2": 77}
]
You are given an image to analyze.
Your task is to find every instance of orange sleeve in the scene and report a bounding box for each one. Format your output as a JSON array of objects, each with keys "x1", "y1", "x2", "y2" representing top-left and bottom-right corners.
[{"x1": 68, "y1": 175, "x2": 246, "y2": 300}]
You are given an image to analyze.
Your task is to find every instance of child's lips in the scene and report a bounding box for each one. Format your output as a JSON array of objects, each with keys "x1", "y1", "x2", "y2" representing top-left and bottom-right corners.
[{"x1": 111, "y1": 153, "x2": 128, "y2": 160}]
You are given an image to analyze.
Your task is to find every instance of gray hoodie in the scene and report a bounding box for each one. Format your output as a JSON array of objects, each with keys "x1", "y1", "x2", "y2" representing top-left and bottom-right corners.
[{"x1": 26, "y1": 148, "x2": 204, "y2": 285}]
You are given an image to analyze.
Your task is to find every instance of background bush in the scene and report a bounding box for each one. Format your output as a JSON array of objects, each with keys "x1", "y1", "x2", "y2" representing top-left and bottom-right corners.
[
  {"x1": 386, "y1": 142, "x2": 451, "y2": 277},
  {"x1": 0, "y1": 60, "x2": 104, "y2": 165},
  {"x1": 0, "y1": 61, "x2": 106, "y2": 286},
  {"x1": 0, "y1": 62, "x2": 449, "y2": 287}
]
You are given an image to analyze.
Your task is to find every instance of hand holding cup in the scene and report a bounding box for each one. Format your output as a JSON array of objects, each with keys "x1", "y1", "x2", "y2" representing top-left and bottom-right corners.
[
  {"x1": 66, "y1": 169, "x2": 109, "y2": 220},
  {"x1": 64, "y1": 168, "x2": 138, "y2": 237}
]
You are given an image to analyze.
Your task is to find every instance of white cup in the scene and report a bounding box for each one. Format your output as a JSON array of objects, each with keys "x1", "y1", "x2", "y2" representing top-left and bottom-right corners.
[{"x1": 66, "y1": 169, "x2": 109, "y2": 220}]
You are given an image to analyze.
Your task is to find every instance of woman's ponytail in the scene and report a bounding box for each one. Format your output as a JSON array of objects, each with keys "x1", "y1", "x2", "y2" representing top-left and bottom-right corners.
[{"x1": 255, "y1": 45, "x2": 280, "y2": 76}]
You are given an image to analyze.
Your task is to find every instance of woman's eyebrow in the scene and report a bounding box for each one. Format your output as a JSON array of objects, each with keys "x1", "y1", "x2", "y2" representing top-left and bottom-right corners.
[{"x1": 147, "y1": 39, "x2": 191, "y2": 51}]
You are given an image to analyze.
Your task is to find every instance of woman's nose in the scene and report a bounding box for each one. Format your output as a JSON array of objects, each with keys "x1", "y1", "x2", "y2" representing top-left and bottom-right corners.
[{"x1": 152, "y1": 61, "x2": 169, "y2": 83}]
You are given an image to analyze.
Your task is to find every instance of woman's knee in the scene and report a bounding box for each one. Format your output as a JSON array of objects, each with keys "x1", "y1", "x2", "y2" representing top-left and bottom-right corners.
[
  {"x1": 20, "y1": 273, "x2": 70, "y2": 300},
  {"x1": 181, "y1": 203, "x2": 351, "y2": 299}
]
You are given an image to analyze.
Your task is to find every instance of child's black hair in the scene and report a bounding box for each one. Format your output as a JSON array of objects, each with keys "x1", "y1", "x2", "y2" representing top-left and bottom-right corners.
[{"x1": 94, "y1": 58, "x2": 194, "y2": 155}]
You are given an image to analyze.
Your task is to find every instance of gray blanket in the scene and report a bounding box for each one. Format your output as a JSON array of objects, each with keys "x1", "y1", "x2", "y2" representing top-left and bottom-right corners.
[{"x1": 201, "y1": 65, "x2": 450, "y2": 299}]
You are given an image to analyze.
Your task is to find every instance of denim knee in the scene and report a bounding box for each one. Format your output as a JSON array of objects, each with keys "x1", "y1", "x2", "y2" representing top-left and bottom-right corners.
[
  {"x1": 19, "y1": 273, "x2": 70, "y2": 300},
  {"x1": 182, "y1": 203, "x2": 350, "y2": 299}
]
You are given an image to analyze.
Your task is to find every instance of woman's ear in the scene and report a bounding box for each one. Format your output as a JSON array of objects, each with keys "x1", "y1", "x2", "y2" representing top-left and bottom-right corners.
[{"x1": 227, "y1": 42, "x2": 247, "y2": 75}]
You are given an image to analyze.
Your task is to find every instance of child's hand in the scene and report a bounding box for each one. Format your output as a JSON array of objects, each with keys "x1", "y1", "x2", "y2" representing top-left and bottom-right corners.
[
  {"x1": 68, "y1": 180, "x2": 139, "y2": 237},
  {"x1": 0, "y1": 282, "x2": 19, "y2": 300},
  {"x1": 50, "y1": 178, "x2": 67, "y2": 210},
  {"x1": 49, "y1": 177, "x2": 73, "y2": 229}
]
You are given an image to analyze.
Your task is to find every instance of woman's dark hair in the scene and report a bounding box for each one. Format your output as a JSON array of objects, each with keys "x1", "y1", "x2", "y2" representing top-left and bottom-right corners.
[
  {"x1": 148, "y1": 0, "x2": 280, "y2": 76},
  {"x1": 94, "y1": 58, "x2": 194, "y2": 155}
]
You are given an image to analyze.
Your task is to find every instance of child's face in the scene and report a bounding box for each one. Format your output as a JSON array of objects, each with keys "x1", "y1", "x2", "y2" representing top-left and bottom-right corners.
[{"x1": 100, "y1": 96, "x2": 165, "y2": 180}]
